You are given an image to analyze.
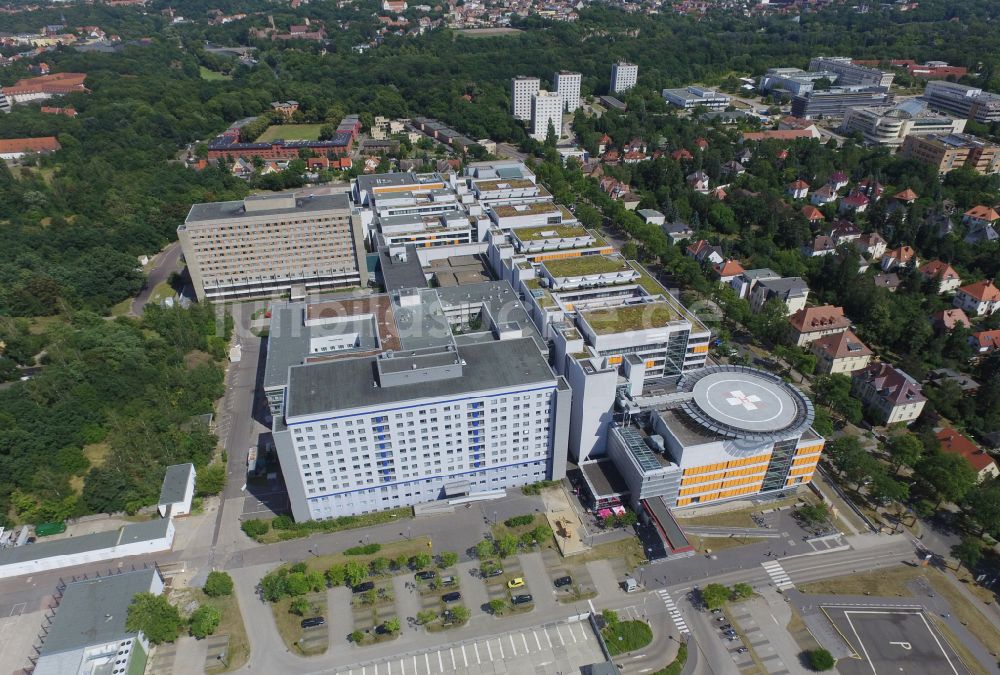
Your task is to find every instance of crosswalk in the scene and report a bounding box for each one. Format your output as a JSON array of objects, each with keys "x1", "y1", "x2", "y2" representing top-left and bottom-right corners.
[
  {"x1": 762, "y1": 560, "x2": 794, "y2": 590},
  {"x1": 655, "y1": 589, "x2": 690, "y2": 635}
]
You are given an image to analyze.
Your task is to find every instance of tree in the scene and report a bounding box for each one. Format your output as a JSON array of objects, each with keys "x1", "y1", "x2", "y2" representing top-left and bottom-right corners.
[
  {"x1": 476, "y1": 540, "x2": 494, "y2": 560},
  {"x1": 203, "y1": 571, "x2": 233, "y2": 597},
  {"x1": 394, "y1": 554, "x2": 409, "y2": 571},
  {"x1": 964, "y1": 483, "x2": 1000, "y2": 536},
  {"x1": 489, "y1": 598, "x2": 507, "y2": 615},
  {"x1": 325, "y1": 564, "x2": 347, "y2": 587},
  {"x1": 370, "y1": 557, "x2": 390, "y2": 576},
  {"x1": 195, "y1": 463, "x2": 226, "y2": 496},
  {"x1": 417, "y1": 609, "x2": 438, "y2": 625},
  {"x1": 886, "y1": 433, "x2": 923, "y2": 474},
  {"x1": 449, "y1": 605, "x2": 470, "y2": 623},
  {"x1": 189, "y1": 604, "x2": 221, "y2": 639},
  {"x1": 289, "y1": 597, "x2": 310, "y2": 616},
  {"x1": 916, "y1": 452, "x2": 977, "y2": 507},
  {"x1": 813, "y1": 375, "x2": 862, "y2": 424},
  {"x1": 438, "y1": 551, "x2": 459, "y2": 568},
  {"x1": 869, "y1": 473, "x2": 908, "y2": 508},
  {"x1": 807, "y1": 648, "x2": 835, "y2": 671},
  {"x1": 951, "y1": 536, "x2": 983, "y2": 572},
  {"x1": 732, "y1": 583, "x2": 753, "y2": 600},
  {"x1": 619, "y1": 511, "x2": 639, "y2": 527},
  {"x1": 497, "y1": 533, "x2": 519, "y2": 558},
  {"x1": 126, "y1": 593, "x2": 183, "y2": 645},
  {"x1": 345, "y1": 560, "x2": 368, "y2": 587},
  {"x1": 602, "y1": 609, "x2": 620, "y2": 627},
  {"x1": 240, "y1": 519, "x2": 269, "y2": 539},
  {"x1": 383, "y1": 616, "x2": 401, "y2": 633},
  {"x1": 409, "y1": 553, "x2": 432, "y2": 570},
  {"x1": 283, "y1": 572, "x2": 311, "y2": 597},
  {"x1": 701, "y1": 583, "x2": 730, "y2": 610},
  {"x1": 350, "y1": 630, "x2": 364, "y2": 643}
]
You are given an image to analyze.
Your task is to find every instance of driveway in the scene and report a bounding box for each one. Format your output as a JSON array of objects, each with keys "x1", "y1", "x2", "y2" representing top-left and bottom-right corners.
[{"x1": 131, "y1": 241, "x2": 182, "y2": 316}]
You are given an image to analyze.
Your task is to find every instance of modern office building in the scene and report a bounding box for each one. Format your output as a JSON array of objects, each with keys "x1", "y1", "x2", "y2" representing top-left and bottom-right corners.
[
  {"x1": 267, "y1": 282, "x2": 572, "y2": 521},
  {"x1": 791, "y1": 86, "x2": 893, "y2": 119},
  {"x1": 900, "y1": 133, "x2": 1000, "y2": 175},
  {"x1": 662, "y1": 86, "x2": 731, "y2": 110},
  {"x1": 179, "y1": 191, "x2": 367, "y2": 302},
  {"x1": 922, "y1": 81, "x2": 1000, "y2": 124},
  {"x1": 841, "y1": 100, "x2": 966, "y2": 148},
  {"x1": 34, "y1": 568, "x2": 164, "y2": 675},
  {"x1": 554, "y1": 70, "x2": 582, "y2": 113},
  {"x1": 577, "y1": 365, "x2": 823, "y2": 514},
  {"x1": 531, "y1": 90, "x2": 564, "y2": 141},
  {"x1": 759, "y1": 68, "x2": 839, "y2": 96},
  {"x1": 808, "y1": 57, "x2": 894, "y2": 88},
  {"x1": 611, "y1": 62, "x2": 638, "y2": 94},
  {"x1": 511, "y1": 76, "x2": 541, "y2": 121}
]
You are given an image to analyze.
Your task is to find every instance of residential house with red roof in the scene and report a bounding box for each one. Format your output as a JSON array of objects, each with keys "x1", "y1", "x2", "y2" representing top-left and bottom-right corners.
[
  {"x1": 827, "y1": 172, "x2": 849, "y2": 192},
  {"x1": 686, "y1": 239, "x2": 724, "y2": 265},
  {"x1": 787, "y1": 179, "x2": 809, "y2": 200},
  {"x1": 954, "y1": 280, "x2": 1000, "y2": 316},
  {"x1": 881, "y1": 245, "x2": 917, "y2": 272},
  {"x1": 855, "y1": 232, "x2": 887, "y2": 260},
  {"x1": 829, "y1": 221, "x2": 862, "y2": 244},
  {"x1": 788, "y1": 304, "x2": 850, "y2": 346},
  {"x1": 894, "y1": 188, "x2": 919, "y2": 204},
  {"x1": 936, "y1": 428, "x2": 999, "y2": 482},
  {"x1": 839, "y1": 192, "x2": 870, "y2": 215},
  {"x1": 810, "y1": 329, "x2": 872, "y2": 374},
  {"x1": 931, "y1": 308, "x2": 971, "y2": 332},
  {"x1": 919, "y1": 260, "x2": 961, "y2": 293},
  {"x1": 851, "y1": 362, "x2": 927, "y2": 425},
  {"x1": 712, "y1": 259, "x2": 744, "y2": 283},
  {"x1": 742, "y1": 128, "x2": 819, "y2": 142},
  {"x1": 962, "y1": 205, "x2": 1000, "y2": 229},
  {"x1": 801, "y1": 205, "x2": 825, "y2": 224},
  {"x1": 970, "y1": 329, "x2": 1000, "y2": 355},
  {"x1": 0, "y1": 136, "x2": 61, "y2": 159},
  {"x1": 671, "y1": 148, "x2": 693, "y2": 162}
]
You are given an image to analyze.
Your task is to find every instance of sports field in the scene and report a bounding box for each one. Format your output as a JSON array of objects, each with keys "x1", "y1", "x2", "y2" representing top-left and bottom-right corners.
[{"x1": 255, "y1": 124, "x2": 324, "y2": 142}]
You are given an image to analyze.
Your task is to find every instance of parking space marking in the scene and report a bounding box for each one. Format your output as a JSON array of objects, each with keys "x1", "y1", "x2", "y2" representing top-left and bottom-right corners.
[
  {"x1": 556, "y1": 625, "x2": 565, "y2": 645},
  {"x1": 438, "y1": 649, "x2": 443, "y2": 671},
  {"x1": 534, "y1": 630, "x2": 542, "y2": 650},
  {"x1": 544, "y1": 627, "x2": 553, "y2": 648},
  {"x1": 425, "y1": 653, "x2": 430, "y2": 673},
  {"x1": 486, "y1": 640, "x2": 493, "y2": 661},
  {"x1": 522, "y1": 632, "x2": 530, "y2": 651},
  {"x1": 510, "y1": 633, "x2": 517, "y2": 655},
  {"x1": 474, "y1": 642, "x2": 480, "y2": 664},
  {"x1": 497, "y1": 637, "x2": 505, "y2": 659},
  {"x1": 449, "y1": 647, "x2": 456, "y2": 670}
]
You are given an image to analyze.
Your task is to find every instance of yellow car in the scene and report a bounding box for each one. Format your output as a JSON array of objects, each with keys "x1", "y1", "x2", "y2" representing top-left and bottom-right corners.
[{"x1": 507, "y1": 577, "x2": 525, "y2": 589}]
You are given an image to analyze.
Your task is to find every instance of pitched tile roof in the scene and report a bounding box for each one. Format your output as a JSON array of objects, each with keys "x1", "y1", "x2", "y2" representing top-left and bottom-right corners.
[
  {"x1": 713, "y1": 259, "x2": 744, "y2": 277},
  {"x1": 971, "y1": 329, "x2": 1000, "y2": 352},
  {"x1": 801, "y1": 205, "x2": 825, "y2": 221},
  {"x1": 937, "y1": 428, "x2": 996, "y2": 472},
  {"x1": 958, "y1": 279, "x2": 1000, "y2": 302},
  {"x1": 932, "y1": 308, "x2": 971, "y2": 330},
  {"x1": 788, "y1": 305, "x2": 850, "y2": 333},
  {"x1": 894, "y1": 188, "x2": 918, "y2": 202},
  {"x1": 811, "y1": 329, "x2": 871, "y2": 360},
  {"x1": 854, "y1": 362, "x2": 925, "y2": 406},
  {"x1": 964, "y1": 205, "x2": 1000, "y2": 222},
  {"x1": 0, "y1": 136, "x2": 61, "y2": 154},
  {"x1": 919, "y1": 260, "x2": 959, "y2": 281}
]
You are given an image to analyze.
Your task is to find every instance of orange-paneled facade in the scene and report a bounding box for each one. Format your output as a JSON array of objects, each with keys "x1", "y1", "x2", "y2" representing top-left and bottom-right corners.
[{"x1": 674, "y1": 439, "x2": 824, "y2": 507}]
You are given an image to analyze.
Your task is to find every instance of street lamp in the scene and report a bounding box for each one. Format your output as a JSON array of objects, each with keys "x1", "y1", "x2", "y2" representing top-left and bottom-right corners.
[{"x1": 493, "y1": 510, "x2": 498, "y2": 526}]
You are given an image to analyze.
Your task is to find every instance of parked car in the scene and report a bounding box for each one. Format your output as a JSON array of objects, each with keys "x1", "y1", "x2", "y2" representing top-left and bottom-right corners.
[
  {"x1": 736, "y1": 647, "x2": 748, "y2": 654},
  {"x1": 440, "y1": 575, "x2": 456, "y2": 586},
  {"x1": 507, "y1": 577, "x2": 525, "y2": 589},
  {"x1": 442, "y1": 591, "x2": 462, "y2": 603},
  {"x1": 710, "y1": 608, "x2": 722, "y2": 614},
  {"x1": 353, "y1": 581, "x2": 375, "y2": 594},
  {"x1": 415, "y1": 570, "x2": 436, "y2": 581},
  {"x1": 301, "y1": 617, "x2": 325, "y2": 628},
  {"x1": 719, "y1": 624, "x2": 732, "y2": 631},
  {"x1": 484, "y1": 567, "x2": 503, "y2": 578},
  {"x1": 511, "y1": 594, "x2": 533, "y2": 605},
  {"x1": 554, "y1": 576, "x2": 572, "y2": 588}
]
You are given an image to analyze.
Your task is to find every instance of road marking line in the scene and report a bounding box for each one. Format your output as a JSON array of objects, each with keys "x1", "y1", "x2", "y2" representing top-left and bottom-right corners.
[
  {"x1": 399, "y1": 658, "x2": 404, "y2": 674},
  {"x1": 579, "y1": 623, "x2": 588, "y2": 641},
  {"x1": 487, "y1": 640, "x2": 493, "y2": 661},
  {"x1": 498, "y1": 638, "x2": 505, "y2": 659},
  {"x1": 425, "y1": 652, "x2": 430, "y2": 674},
  {"x1": 461, "y1": 644, "x2": 467, "y2": 667},
  {"x1": 544, "y1": 627, "x2": 553, "y2": 648},
  {"x1": 522, "y1": 632, "x2": 529, "y2": 651},
  {"x1": 438, "y1": 650, "x2": 443, "y2": 671},
  {"x1": 474, "y1": 642, "x2": 480, "y2": 664},
  {"x1": 568, "y1": 624, "x2": 577, "y2": 643},
  {"x1": 449, "y1": 647, "x2": 455, "y2": 670},
  {"x1": 555, "y1": 625, "x2": 565, "y2": 645},
  {"x1": 510, "y1": 633, "x2": 517, "y2": 655},
  {"x1": 534, "y1": 630, "x2": 541, "y2": 650}
]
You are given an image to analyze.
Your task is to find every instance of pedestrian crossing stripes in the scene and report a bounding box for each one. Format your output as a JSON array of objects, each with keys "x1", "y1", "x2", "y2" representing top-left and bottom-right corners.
[
  {"x1": 762, "y1": 560, "x2": 794, "y2": 590},
  {"x1": 655, "y1": 589, "x2": 690, "y2": 635}
]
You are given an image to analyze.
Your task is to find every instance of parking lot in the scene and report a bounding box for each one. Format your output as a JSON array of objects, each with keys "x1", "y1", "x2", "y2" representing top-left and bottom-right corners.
[
  {"x1": 331, "y1": 619, "x2": 603, "y2": 675},
  {"x1": 826, "y1": 607, "x2": 966, "y2": 675}
]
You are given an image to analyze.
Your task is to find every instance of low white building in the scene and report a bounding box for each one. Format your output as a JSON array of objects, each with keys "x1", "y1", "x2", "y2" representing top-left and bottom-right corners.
[
  {"x1": 34, "y1": 568, "x2": 164, "y2": 675},
  {"x1": 157, "y1": 463, "x2": 196, "y2": 518},
  {"x1": 0, "y1": 519, "x2": 174, "y2": 579},
  {"x1": 954, "y1": 280, "x2": 1000, "y2": 316}
]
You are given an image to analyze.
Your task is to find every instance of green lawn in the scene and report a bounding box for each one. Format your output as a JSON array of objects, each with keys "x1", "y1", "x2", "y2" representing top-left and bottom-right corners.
[
  {"x1": 255, "y1": 124, "x2": 325, "y2": 142},
  {"x1": 603, "y1": 619, "x2": 653, "y2": 655},
  {"x1": 199, "y1": 66, "x2": 232, "y2": 81}
]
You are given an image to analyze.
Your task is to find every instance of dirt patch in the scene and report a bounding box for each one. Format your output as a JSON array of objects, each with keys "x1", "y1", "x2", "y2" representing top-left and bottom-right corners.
[{"x1": 184, "y1": 350, "x2": 213, "y2": 370}]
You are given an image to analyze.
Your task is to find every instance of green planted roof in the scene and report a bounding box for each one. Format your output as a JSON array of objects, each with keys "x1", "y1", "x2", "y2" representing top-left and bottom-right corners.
[
  {"x1": 543, "y1": 255, "x2": 631, "y2": 278},
  {"x1": 581, "y1": 302, "x2": 679, "y2": 334}
]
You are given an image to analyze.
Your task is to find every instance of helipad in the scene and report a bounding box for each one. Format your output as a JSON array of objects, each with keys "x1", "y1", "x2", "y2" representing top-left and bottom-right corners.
[{"x1": 677, "y1": 365, "x2": 813, "y2": 440}]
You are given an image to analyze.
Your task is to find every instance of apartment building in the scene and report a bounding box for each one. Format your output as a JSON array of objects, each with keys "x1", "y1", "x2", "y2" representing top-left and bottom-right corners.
[
  {"x1": 900, "y1": 133, "x2": 1000, "y2": 175},
  {"x1": 267, "y1": 284, "x2": 571, "y2": 521},
  {"x1": 810, "y1": 329, "x2": 872, "y2": 375},
  {"x1": 808, "y1": 57, "x2": 895, "y2": 88},
  {"x1": 841, "y1": 100, "x2": 966, "y2": 148},
  {"x1": 851, "y1": 362, "x2": 926, "y2": 425},
  {"x1": 611, "y1": 62, "x2": 638, "y2": 93},
  {"x1": 179, "y1": 191, "x2": 367, "y2": 302},
  {"x1": 531, "y1": 90, "x2": 564, "y2": 141},
  {"x1": 749, "y1": 277, "x2": 809, "y2": 314},
  {"x1": 554, "y1": 70, "x2": 582, "y2": 113},
  {"x1": 662, "y1": 86, "x2": 731, "y2": 110},
  {"x1": 791, "y1": 86, "x2": 893, "y2": 119},
  {"x1": 922, "y1": 81, "x2": 1000, "y2": 124},
  {"x1": 511, "y1": 76, "x2": 541, "y2": 121}
]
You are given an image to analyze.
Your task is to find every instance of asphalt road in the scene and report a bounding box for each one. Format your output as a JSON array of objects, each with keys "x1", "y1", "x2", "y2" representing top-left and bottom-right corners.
[{"x1": 130, "y1": 241, "x2": 182, "y2": 316}]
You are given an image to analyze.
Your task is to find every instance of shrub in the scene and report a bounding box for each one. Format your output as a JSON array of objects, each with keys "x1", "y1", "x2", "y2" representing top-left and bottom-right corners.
[
  {"x1": 808, "y1": 648, "x2": 835, "y2": 671},
  {"x1": 289, "y1": 597, "x2": 310, "y2": 616},
  {"x1": 488, "y1": 598, "x2": 507, "y2": 615},
  {"x1": 370, "y1": 557, "x2": 391, "y2": 576},
  {"x1": 195, "y1": 463, "x2": 226, "y2": 496},
  {"x1": 732, "y1": 583, "x2": 753, "y2": 600},
  {"x1": 701, "y1": 583, "x2": 730, "y2": 610},
  {"x1": 409, "y1": 553, "x2": 432, "y2": 570},
  {"x1": 438, "y1": 551, "x2": 458, "y2": 568},
  {"x1": 475, "y1": 540, "x2": 494, "y2": 560},
  {"x1": 189, "y1": 605, "x2": 221, "y2": 639},
  {"x1": 271, "y1": 515, "x2": 295, "y2": 530},
  {"x1": 350, "y1": 630, "x2": 364, "y2": 643},
  {"x1": 383, "y1": 616, "x2": 400, "y2": 633},
  {"x1": 240, "y1": 519, "x2": 269, "y2": 538},
  {"x1": 504, "y1": 515, "x2": 534, "y2": 528},
  {"x1": 325, "y1": 564, "x2": 346, "y2": 587},
  {"x1": 126, "y1": 593, "x2": 182, "y2": 645},
  {"x1": 416, "y1": 609, "x2": 438, "y2": 625},
  {"x1": 344, "y1": 543, "x2": 382, "y2": 556},
  {"x1": 203, "y1": 571, "x2": 234, "y2": 597}
]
